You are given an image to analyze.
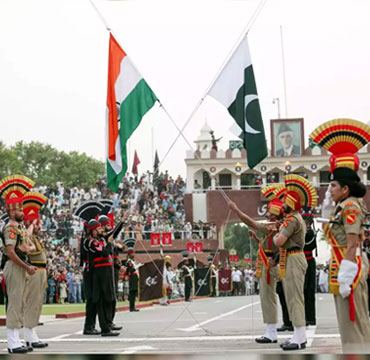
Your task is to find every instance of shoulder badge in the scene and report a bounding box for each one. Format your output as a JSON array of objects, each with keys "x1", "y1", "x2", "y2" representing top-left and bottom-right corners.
[{"x1": 345, "y1": 214, "x2": 357, "y2": 225}]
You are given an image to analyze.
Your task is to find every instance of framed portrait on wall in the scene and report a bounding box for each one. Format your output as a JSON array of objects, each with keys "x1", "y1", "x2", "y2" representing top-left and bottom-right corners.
[{"x1": 270, "y1": 118, "x2": 304, "y2": 157}]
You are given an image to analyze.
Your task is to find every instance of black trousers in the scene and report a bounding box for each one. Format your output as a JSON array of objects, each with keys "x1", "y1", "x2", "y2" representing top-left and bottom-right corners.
[
  {"x1": 276, "y1": 280, "x2": 292, "y2": 327},
  {"x1": 97, "y1": 296, "x2": 113, "y2": 334},
  {"x1": 129, "y1": 290, "x2": 137, "y2": 311},
  {"x1": 211, "y1": 278, "x2": 216, "y2": 296},
  {"x1": 185, "y1": 278, "x2": 192, "y2": 301},
  {"x1": 304, "y1": 258, "x2": 316, "y2": 324},
  {"x1": 84, "y1": 298, "x2": 98, "y2": 330}
]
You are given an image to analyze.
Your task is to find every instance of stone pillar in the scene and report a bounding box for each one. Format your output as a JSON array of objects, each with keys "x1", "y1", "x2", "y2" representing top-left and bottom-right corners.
[
  {"x1": 312, "y1": 173, "x2": 318, "y2": 187},
  {"x1": 236, "y1": 175, "x2": 241, "y2": 190},
  {"x1": 211, "y1": 175, "x2": 216, "y2": 190}
]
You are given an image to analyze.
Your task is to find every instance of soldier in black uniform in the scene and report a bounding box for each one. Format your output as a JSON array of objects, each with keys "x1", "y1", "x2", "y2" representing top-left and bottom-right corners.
[
  {"x1": 74, "y1": 201, "x2": 103, "y2": 335},
  {"x1": 87, "y1": 219, "x2": 119, "y2": 336},
  {"x1": 181, "y1": 251, "x2": 193, "y2": 302},
  {"x1": 124, "y1": 238, "x2": 139, "y2": 312},
  {"x1": 98, "y1": 214, "x2": 125, "y2": 330},
  {"x1": 302, "y1": 207, "x2": 317, "y2": 326},
  {"x1": 363, "y1": 234, "x2": 370, "y2": 316}
]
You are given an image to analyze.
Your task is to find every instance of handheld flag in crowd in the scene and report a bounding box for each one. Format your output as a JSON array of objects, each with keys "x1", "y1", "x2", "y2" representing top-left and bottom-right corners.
[{"x1": 132, "y1": 151, "x2": 141, "y2": 175}]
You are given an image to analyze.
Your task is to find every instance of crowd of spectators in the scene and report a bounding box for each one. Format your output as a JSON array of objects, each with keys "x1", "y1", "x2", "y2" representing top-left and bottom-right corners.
[{"x1": 0, "y1": 171, "x2": 218, "y2": 304}]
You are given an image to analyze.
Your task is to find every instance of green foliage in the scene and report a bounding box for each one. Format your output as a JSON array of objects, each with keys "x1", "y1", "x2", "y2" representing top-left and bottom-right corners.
[
  {"x1": 224, "y1": 223, "x2": 259, "y2": 265},
  {"x1": 0, "y1": 141, "x2": 105, "y2": 188}
]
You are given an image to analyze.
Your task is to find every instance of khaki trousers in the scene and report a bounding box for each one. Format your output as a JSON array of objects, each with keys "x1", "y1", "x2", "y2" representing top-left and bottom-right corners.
[
  {"x1": 334, "y1": 253, "x2": 370, "y2": 353},
  {"x1": 282, "y1": 253, "x2": 307, "y2": 327},
  {"x1": 4, "y1": 261, "x2": 27, "y2": 329},
  {"x1": 259, "y1": 265, "x2": 278, "y2": 324},
  {"x1": 24, "y1": 268, "x2": 47, "y2": 328}
]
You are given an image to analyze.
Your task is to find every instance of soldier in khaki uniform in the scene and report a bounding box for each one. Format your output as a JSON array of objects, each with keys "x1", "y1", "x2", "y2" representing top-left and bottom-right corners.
[
  {"x1": 23, "y1": 192, "x2": 49, "y2": 349},
  {"x1": 310, "y1": 118, "x2": 370, "y2": 353},
  {"x1": 0, "y1": 175, "x2": 37, "y2": 354},
  {"x1": 273, "y1": 174, "x2": 317, "y2": 351},
  {"x1": 229, "y1": 184, "x2": 285, "y2": 344}
]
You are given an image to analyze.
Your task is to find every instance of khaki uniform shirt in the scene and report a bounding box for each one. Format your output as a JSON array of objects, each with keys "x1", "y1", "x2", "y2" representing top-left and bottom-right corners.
[
  {"x1": 330, "y1": 196, "x2": 364, "y2": 245},
  {"x1": 28, "y1": 235, "x2": 47, "y2": 263},
  {"x1": 256, "y1": 223, "x2": 279, "y2": 253},
  {"x1": 279, "y1": 211, "x2": 306, "y2": 249},
  {"x1": 3, "y1": 220, "x2": 27, "y2": 257}
]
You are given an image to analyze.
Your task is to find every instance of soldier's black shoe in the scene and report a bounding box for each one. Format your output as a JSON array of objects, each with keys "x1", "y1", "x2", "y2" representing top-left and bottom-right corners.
[
  {"x1": 130, "y1": 309, "x2": 140, "y2": 312},
  {"x1": 277, "y1": 324, "x2": 294, "y2": 332},
  {"x1": 281, "y1": 342, "x2": 306, "y2": 351},
  {"x1": 8, "y1": 347, "x2": 28, "y2": 354},
  {"x1": 101, "y1": 331, "x2": 120, "y2": 337},
  {"x1": 280, "y1": 340, "x2": 306, "y2": 348},
  {"x1": 111, "y1": 324, "x2": 123, "y2": 331},
  {"x1": 38, "y1": 322, "x2": 44, "y2": 326},
  {"x1": 255, "y1": 336, "x2": 277, "y2": 344},
  {"x1": 26, "y1": 341, "x2": 48, "y2": 348},
  {"x1": 83, "y1": 328, "x2": 101, "y2": 335},
  {"x1": 22, "y1": 345, "x2": 33, "y2": 352}
]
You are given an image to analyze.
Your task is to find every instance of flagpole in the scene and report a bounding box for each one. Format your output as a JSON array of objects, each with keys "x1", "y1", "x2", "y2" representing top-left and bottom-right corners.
[
  {"x1": 158, "y1": 0, "x2": 268, "y2": 167},
  {"x1": 88, "y1": 0, "x2": 111, "y2": 31}
]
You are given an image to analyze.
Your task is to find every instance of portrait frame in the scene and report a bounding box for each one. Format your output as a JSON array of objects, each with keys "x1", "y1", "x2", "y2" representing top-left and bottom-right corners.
[{"x1": 270, "y1": 118, "x2": 304, "y2": 157}]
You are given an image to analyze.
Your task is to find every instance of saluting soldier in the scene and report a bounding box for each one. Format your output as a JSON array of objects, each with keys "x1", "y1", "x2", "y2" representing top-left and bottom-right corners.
[
  {"x1": 87, "y1": 219, "x2": 118, "y2": 336},
  {"x1": 310, "y1": 119, "x2": 370, "y2": 353},
  {"x1": 229, "y1": 184, "x2": 285, "y2": 344},
  {"x1": 273, "y1": 174, "x2": 317, "y2": 351},
  {"x1": 98, "y1": 214, "x2": 125, "y2": 330},
  {"x1": 23, "y1": 192, "x2": 49, "y2": 349},
  {"x1": 0, "y1": 175, "x2": 37, "y2": 354},
  {"x1": 181, "y1": 251, "x2": 192, "y2": 302}
]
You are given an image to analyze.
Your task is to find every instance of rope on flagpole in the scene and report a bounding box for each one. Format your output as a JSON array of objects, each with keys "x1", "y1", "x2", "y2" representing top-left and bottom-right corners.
[{"x1": 157, "y1": 0, "x2": 268, "y2": 169}]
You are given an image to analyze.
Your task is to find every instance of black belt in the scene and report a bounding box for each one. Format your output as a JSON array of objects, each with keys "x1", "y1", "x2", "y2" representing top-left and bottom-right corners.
[
  {"x1": 287, "y1": 247, "x2": 302, "y2": 254},
  {"x1": 30, "y1": 262, "x2": 47, "y2": 268}
]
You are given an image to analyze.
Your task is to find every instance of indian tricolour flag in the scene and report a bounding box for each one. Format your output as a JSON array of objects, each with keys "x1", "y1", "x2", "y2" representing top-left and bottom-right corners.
[
  {"x1": 106, "y1": 34, "x2": 158, "y2": 192},
  {"x1": 208, "y1": 35, "x2": 267, "y2": 169}
]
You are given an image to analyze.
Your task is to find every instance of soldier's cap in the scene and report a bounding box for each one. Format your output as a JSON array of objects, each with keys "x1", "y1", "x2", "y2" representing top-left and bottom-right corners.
[
  {"x1": 123, "y1": 237, "x2": 136, "y2": 249},
  {"x1": 329, "y1": 167, "x2": 360, "y2": 184},
  {"x1": 87, "y1": 219, "x2": 101, "y2": 232},
  {"x1": 127, "y1": 247, "x2": 135, "y2": 254},
  {"x1": 278, "y1": 122, "x2": 293, "y2": 136},
  {"x1": 0, "y1": 175, "x2": 35, "y2": 211},
  {"x1": 207, "y1": 255, "x2": 213, "y2": 262},
  {"x1": 98, "y1": 215, "x2": 110, "y2": 225},
  {"x1": 164, "y1": 255, "x2": 171, "y2": 262},
  {"x1": 181, "y1": 250, "x2": 189, "y2": 259}
]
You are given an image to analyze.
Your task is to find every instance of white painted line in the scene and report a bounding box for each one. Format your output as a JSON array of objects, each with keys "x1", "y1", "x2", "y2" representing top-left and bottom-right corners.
[
  {"x1": 0, "y1": 333, "x2": 342, "y2": 344},
  {"x1": 120, "y1": 345, "x2": 156, "y2": 354},
  {"x1": 178, "y1": 301, "x2": 260, "y2": 332}
]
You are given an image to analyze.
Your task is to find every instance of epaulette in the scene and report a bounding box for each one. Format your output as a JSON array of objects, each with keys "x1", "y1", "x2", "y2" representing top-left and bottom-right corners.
[
  {"x1": 342, "y1": 208, "x2": 360, "y2": 216},
  {"x1": 344, "y1": 201, "x2": 356, "y2": 207}
]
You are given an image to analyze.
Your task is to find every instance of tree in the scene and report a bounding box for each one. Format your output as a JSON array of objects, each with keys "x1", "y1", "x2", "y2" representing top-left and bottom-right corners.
[
  {"x1": 224, "y1": 223, "x2": 259, "y2": 264},
  {"x1": 0, "y1": 141, "x2": 105, "y2": 188}
]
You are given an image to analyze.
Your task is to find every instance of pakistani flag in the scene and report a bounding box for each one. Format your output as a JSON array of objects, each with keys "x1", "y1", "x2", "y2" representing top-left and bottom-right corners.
[
  {"x1": 208, "y1": 36, "x2": 267, "y2": 168},
  {"x1": 106, "y1": 34, "x2": 158, "y2": 192}
]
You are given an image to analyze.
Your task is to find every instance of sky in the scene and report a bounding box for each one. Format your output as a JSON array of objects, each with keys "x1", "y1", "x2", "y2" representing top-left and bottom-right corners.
[{"x1": 1, "y1": 0, "x2": 370, "y2": 179}]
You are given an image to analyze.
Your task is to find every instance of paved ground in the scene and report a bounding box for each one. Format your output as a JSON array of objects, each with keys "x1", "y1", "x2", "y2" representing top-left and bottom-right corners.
[{"x1": 0, "y1": 293, "x2": 345, "y2": 355}]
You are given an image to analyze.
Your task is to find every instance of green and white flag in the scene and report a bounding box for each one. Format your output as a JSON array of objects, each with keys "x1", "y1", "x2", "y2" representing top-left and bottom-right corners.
[
  {"x1": 106, "y1": 34, "x2": 158, "y2": 192},
  {"x1": 208, "y1": 36, "x2": 267, "y2": 168}
]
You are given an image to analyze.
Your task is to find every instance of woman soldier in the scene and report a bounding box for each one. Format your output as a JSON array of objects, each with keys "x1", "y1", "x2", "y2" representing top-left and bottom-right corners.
[{"x1": 310, "y1": 118, "x2": 370, "y2": 353}]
